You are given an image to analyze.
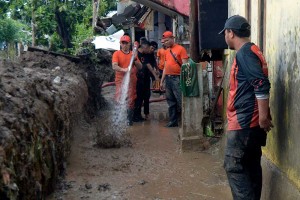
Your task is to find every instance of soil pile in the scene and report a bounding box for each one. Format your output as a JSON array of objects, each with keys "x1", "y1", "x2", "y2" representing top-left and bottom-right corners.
[
  {"x1": 76, "y1": 41, "x2": 114, "y2": 117},
  {"x1": 0, "y1": 47, "x2": 113, "y2": 199}
]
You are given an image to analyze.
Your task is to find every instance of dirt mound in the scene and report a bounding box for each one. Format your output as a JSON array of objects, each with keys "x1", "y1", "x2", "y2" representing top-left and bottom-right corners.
[
  {"x1": 0, "y1": 48, "x2": 114, "y2": 199},
  {"x1": 76, "y1": 43, "x2": 115, "y2": 117}
]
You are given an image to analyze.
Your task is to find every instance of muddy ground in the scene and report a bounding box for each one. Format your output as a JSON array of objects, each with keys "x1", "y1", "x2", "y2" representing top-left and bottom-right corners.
[{"x1": 48, "y1": 87, "x2": 232, "y2": 200}]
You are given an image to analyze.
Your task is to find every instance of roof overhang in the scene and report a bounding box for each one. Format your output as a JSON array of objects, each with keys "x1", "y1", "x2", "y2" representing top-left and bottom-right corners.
[
  {"x1": 112, "y1": 4, "x2": 149, "y2": 26},
  {"x1": 131, "y1": 0, "x2": 184, "y2": 18}
]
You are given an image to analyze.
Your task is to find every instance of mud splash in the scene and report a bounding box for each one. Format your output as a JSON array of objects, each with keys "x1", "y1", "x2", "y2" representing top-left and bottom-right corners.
[
  {"x1": 93, "y1": 110, "x2": 132, "y2": 148},
  {"x1": 94, "y1": 46, "x2": 138, "y2": 148},
  {"x1": 93, "y1": 73, "x2": 131, "y2": 148}
]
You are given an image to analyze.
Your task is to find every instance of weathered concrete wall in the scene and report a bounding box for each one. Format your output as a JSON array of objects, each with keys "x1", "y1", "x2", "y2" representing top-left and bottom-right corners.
[
  {"x1": 261, "y1": 157, "x2": 300, "y2": 199},
  {"x1": 181, "y1": 64, "x2": 204, "y2": 151},
  {"x1": 223, "y1": 0, "x2": 300, "y2": 199},
  {"x1": 250, "y1": 0, "x2": 259, "y2": 45},
  {"x1": 228, "y1": 0, "x2": 246, "y2": 18},
  {"x1": 263, "y1": 0, "x2": 300, "y2": 196}
]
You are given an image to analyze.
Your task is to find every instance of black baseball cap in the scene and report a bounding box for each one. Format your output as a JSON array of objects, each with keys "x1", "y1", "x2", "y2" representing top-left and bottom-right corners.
[
  {"x1": 150, "y1": 41, "x2": 158, "y2": 49},
  {"x1": 219, "y1": 15, "x2": 251, "y2": 34}
]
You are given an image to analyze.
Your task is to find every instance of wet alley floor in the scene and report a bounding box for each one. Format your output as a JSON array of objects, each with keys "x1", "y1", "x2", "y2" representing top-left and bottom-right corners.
[{"x1": 48, "y1": 89, "x2": 232, "y2": 200}]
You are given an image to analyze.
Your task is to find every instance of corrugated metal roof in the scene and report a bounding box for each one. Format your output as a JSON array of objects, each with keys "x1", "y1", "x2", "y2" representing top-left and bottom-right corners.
[
  {"x1": 131, "y1": 0, "x2": 188, "y2": 18},
  {"x1": 111, "y1": 4, "x2": 150, "y2": 26},
  {"x1": 147, "y1": 0, "x2": 189, "y2": 16}
]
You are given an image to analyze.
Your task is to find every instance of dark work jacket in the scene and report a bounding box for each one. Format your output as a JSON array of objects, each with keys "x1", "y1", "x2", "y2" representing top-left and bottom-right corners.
[{"x1": 227, "y1": 42, "x2": 270, "y2": 130}]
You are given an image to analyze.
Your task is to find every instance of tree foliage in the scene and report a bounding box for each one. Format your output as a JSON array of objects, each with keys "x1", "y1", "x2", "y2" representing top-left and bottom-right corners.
[
  {"x1": 0, "y1": 18, "x2": 30, "y2": 59},
  {"x1": 0, "y1": 18, "x2": 29, "y2": 44},
  {"x1": 0, "y1": 0, "x2": 117, "y2": 54}
]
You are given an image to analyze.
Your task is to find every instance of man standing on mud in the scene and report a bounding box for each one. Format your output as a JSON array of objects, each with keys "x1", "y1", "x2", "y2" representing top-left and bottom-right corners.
[
  {"x1": 219, "y1": 15, "x2": 273, "y2": 200},
  {"x1": 160, "y1": 31, "x2": 188, "y2": 127},
  {"x1": 134, "y1": 40, "x2": 159, "y2": 122},
  {"x1": 112, "y1": 35, "x2": 141, "y2": 126}
]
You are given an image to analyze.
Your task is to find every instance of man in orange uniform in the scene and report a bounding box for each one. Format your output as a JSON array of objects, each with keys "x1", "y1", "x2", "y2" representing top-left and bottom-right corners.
[
  {"x1": 112, "y1": 35, "x2": 142, "y2": 126},
  {"x1": 156, "y1": 41, "x2": 167, "y2": 75},
  {"x1": 160, "y1": 31, "x2": 189, "y2": 127}
]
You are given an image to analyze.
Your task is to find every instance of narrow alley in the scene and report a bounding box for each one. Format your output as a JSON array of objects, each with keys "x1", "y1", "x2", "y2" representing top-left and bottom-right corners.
[{"x1": 48, "y1": 87, "x2": 231, "y2": 200}]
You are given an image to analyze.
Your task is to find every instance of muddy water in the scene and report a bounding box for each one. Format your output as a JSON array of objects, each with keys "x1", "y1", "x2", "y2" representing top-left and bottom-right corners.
[
  {"x1": 49, "y1": 121, "x2": 232, "y2": 199},
  {"x1": 48, "y1": 91, "x2": 232, "y2": 200}
]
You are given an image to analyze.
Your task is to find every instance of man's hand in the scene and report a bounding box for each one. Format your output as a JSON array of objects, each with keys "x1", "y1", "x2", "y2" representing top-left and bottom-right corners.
[
  {"x1": 121, "y1": 68, "x2": 129, "y2": 73},
  {"x1": 257, "y1": 99, "x2": 273, "y2": 132},
  {"x1": 259, "y1": 117, "x2": 273, "y2": 132},
  {"x1": 160, "y1": 81, "x2": 164, "y2": 91}
]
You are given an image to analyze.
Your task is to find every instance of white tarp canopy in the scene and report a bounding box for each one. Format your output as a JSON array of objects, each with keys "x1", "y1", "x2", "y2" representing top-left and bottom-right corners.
[{"x1": 91, "y1": 30, "x2": 125, "y2": 51}]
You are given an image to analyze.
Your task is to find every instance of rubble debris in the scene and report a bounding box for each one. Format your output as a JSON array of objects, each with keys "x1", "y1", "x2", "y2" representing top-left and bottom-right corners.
[
  {"x1": 97, "y1": 183, "x2": 111, "y2": 192},
  {"x1": 0, "y1": 43, "x2": 114, "y2": 199},
  {"x1": 138, "y1": 180, "x2": 148, "y2": 185},
  {"x1": 85, "y1": 183, "x2": 92, "y2": 190},
  {"x1": 0, "y1": 55, "x2": 88, "y2": 199},
  {"x1": 76, "y1": 39, "x2": 114, "y2": 117}
]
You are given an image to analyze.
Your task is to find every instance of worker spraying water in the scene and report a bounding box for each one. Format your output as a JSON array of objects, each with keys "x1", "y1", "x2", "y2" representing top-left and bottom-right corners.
[
  {"x1": 94, "y1": 35, "x2": 141, "y2": 148},
  {"x1": 112, "y1": 35, "x2": 141, "y2": 126}
]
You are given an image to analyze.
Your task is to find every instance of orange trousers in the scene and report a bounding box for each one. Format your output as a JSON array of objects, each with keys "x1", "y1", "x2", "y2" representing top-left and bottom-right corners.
[{"x1": 114, "y1": 77, "x2": 137, "y2": 109}]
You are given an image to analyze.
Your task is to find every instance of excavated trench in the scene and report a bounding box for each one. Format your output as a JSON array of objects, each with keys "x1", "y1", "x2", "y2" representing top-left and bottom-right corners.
[
  {"x1": 0, "y1": 46, "x2": 232, "y2": 200},
  {"x1": 0, "y1": 47, "x2": 114, "y2": 199}
]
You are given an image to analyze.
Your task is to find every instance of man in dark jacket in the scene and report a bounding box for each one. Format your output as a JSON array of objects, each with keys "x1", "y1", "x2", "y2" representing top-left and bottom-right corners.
[
  {"x1": 219, "y1": 15, "x2": 273, "y2": 200},
  {"x1": 134, "y1": 40, "x2": 159, "y2": 121}
]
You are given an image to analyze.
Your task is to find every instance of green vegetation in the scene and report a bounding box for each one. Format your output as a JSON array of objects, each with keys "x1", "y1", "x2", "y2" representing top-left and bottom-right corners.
[
  {"x1": 0, "y1": 18, "x2": 26, "y2": 44},
  {"x1": 0, "y1": 18, "x2": 30, "y2": 58},
  {"x1": 0, "y1": 0, "x2": 117, "y2": 54}
]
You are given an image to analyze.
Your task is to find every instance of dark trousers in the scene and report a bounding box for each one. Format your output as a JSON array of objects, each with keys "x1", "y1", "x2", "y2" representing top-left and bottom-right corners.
[
  {"x1": 165, "y1": 75, "x2": 182, "y2": 124},
  {"x1": 224, "y1": 127, "x2": 267, "y2": 200},
  {"x1": 134, "y1": 78, "x2": 151, "y2": 117}
]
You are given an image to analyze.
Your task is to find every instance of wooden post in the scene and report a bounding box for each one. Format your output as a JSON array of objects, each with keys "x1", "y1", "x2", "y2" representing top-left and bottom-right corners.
[
  {"x1": 180, "y1": 63, "x2": 205, "y2": 151},
  {"x1": 189, "y1": 0, "x2": 200, "y2": 61},
  {"x1": 92, "y1": 0, "x2": 100, "y2": 28},
  {"x1": 158, "y1": 12, "x2": 165, "y2": 46},
  {"x1": 131, "y1": 26, "x2": 135, "y2": 46},
  {"x1": 145, "y1": 30, "x2": 148, "y2": 40},
  {"x1": 179, "y1": 0, "x2": 205, "y2": 152},
  {"x1": 172, "y1": 18, "x2": 177, "y2": 38}
]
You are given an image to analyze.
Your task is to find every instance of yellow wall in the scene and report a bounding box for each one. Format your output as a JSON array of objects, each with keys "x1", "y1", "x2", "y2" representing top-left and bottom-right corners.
[
  {"x1": 264, "y1": 0, "x2": 300, "y2": 190},
  {"x1": 227, "y1": 0, "x2": 300, "y2": 190}
]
